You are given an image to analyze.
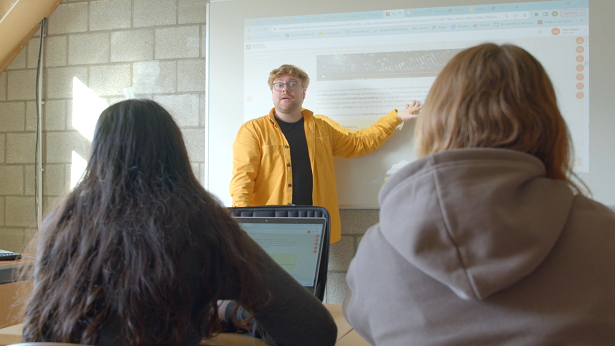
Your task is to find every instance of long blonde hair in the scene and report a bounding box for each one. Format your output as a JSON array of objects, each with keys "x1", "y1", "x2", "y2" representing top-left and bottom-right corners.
[{"x1": 416, "y1": 43, "x2": 584, "y2": 193}]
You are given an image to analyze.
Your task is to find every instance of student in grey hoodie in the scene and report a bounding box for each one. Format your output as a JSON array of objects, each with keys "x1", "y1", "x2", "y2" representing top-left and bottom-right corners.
[{"x1": 344, "y1": 43, "x2": 615, "y2": 345}]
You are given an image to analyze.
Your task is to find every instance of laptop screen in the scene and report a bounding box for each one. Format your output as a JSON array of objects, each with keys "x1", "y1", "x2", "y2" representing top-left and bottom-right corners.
[{"x1": 234, "y1": 217, "x2": 326, "y2": 288}]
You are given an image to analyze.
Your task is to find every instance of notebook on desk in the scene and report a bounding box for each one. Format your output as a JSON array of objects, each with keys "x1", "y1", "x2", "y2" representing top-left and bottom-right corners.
[{"x1": 233, "y1": 217, "x2": 327, "y2": 296}]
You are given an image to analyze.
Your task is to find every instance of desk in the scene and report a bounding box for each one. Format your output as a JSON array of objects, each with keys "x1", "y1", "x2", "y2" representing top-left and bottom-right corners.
[
  {"x1": 0, "y1": 257, "x2": 34, "y2": 329},
  {"x1": 0, "y1": 304, "x2": 369, "y2": 346}
]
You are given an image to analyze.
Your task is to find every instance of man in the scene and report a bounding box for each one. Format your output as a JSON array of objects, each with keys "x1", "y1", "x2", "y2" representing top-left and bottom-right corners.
[{"x1": 230, "y1": 64, "x2": 421, "y2": 243}]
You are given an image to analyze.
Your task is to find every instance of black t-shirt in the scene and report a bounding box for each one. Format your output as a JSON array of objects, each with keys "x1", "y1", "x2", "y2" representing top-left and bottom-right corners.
[{"x1": 275, "y1": 116, "x2": 313, "y2": 206}]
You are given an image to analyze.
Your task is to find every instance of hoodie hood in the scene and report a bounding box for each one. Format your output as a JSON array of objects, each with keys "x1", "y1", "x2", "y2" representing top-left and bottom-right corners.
[{"x1": 378, "y1": 148, "x2": 574, "y2": 300}]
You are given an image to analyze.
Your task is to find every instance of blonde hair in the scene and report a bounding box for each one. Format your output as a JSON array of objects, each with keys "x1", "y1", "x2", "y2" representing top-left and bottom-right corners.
[
  {"x1": 268, "y1": 64, "x2": 310, "y2": 89},
  {"x1": 416, "y1": 43, "x2": 584, "y2": 193}
]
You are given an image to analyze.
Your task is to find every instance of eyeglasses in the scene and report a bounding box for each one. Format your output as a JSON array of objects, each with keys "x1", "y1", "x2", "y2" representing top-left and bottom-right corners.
[{"x1": 272, "y1": 81, "x2": 300, "y2": 91}]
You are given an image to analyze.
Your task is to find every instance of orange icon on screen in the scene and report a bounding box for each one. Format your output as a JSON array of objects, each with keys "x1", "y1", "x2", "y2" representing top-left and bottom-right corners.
[
  {"x1": 576, "y1": 83, "x2": 584, "y2": 90},
  {"x1": 314, "y1": 250, "x2": 317, "y2": 253},
  {"x1": 576, "y1": 55, "x2": 584, "y2": 62},
  {"x1": 576, "y1": 46, "x2": 584, "y2": 53},
  {"x1": 576, "y1": 37, "x2": 584, "y2": 44},
  {"x1": 576, "y1": 74, "x2": 584, "y2": 80},
  {"x1": 551, "y1": 28, "x2": 560, "y2": 35},
  {"x1": 307, "y1": 230, "x2": 311, "y2": 234},
  {"x1": 576, "y1": 92, "x2": 584, "y2": 99},
  {"x1": 314, "y1": 247, "x2": 318, "y2": 250},
  {"x1": 576, "y1": 64, "x2": 584, "y2": 71}
]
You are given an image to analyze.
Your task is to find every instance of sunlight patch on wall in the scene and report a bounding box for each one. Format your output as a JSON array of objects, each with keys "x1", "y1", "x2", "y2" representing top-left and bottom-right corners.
[
  {"x1": 72, "y1": 77, "x2": 107, "y2": 142},
  {"x1": 71, "y1": 77, "x2": 107, "y2": 189},
  {"x1": 70, "y1": 150, "x2": 88, "y2": 189}
]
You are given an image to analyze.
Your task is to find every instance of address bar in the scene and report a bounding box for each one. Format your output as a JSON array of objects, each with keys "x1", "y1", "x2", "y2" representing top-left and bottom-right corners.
[{"x1": 271, "y1": 12, "x2": 530, "y2": 32}]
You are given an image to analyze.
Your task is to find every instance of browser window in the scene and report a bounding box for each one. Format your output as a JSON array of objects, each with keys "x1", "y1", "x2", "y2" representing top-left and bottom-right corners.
[{"x1": 242, "y1": 0, "x2": 590, "y2": 172}]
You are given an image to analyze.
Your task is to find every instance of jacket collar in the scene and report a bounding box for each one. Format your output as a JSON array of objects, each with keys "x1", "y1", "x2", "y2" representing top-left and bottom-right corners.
[{"x1": 267, "y1": 108, "x2": 314, "y2": 123}]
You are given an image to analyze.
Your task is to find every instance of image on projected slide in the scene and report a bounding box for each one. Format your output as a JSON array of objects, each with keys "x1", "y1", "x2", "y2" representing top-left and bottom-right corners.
[{"x1": 316, "y1": 49, "x2": 462, "y2": 81}]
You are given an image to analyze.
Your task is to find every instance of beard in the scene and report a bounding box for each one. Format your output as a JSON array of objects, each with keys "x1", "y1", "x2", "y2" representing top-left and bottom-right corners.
[{"x1": 274, "y1": 98, "x2": 302, "y2": 113}]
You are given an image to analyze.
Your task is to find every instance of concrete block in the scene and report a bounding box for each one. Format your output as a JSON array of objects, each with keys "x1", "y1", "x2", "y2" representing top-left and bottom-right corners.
[
  {"x1": 89, "y1": 64, "x2": 131, "y2": 96},
  {"x1": 0, "y1": 166, "x2": 24, "y2": 195},
  {"x1": 44, "y1": 195, "x2": 65, "y2": 217},
  {"x1": 132, "y1": 60, "x2": 176, "y2": 94},
  {"x1": 0, "y1": 134, "x2": 5, "y2": 163},
  {"x1": 44, "y1": 36, "x2": 68, "y2": 68},
  {"x1": 200, "y1": 25, "x2": 206, "y2": 58},
  {"x1": 24, "y1": 227, "x2": 38, "y2": 250},
  {"x1": 25, "y1": 164, "x2": 66, "y2": 197},
  {"x1": 325, "y1": 272, "x2": 348, "y2": 304},
  {"x1": 177, "y1": 59, "x2": 205, "y2": 92},
  {"x1": 191, "y1": 163, "x2": 200, "y2": 182},
  {"x1": 25, "y1": 101, "x2": 36, "y2": 132},
  {"x1": 0, "y1": 198, "x2": 4, "y2": 226},
  {"x1": 7, "y1": 70, "x2": 36, "y2": 101},
  {"x1": 43, "y1": 164, "x2": 67, "y2": 196},
  {"x1": 45, "y1": 131, "x2": 91, "y2": 164},
  {"x1": 178, "y1": 0, "x2": 207, "y2": 24},
  {"x1": 180, "y1": 128, "x2": 204, "y2": 163},
  {"x1": 26, "y1": 37, "x2": 40, "y2": 69},
  {"x1": 45, "y1": 67, "x2": 88, "y2": 99},
  {"x1": 5, "y1": 197, "x2": 36, "y2": 227},
  {"x1": 90, "y1": 0, "x2": 132, "y2": 31},
  {"x1": 0, "y1": 102, "x2": 26, "y2": 132},
  {"x1": 68, "y1": 33, "x2": 110, "y2": 65},
  {"x1": 6, "y1": 46, "x2": 26, "y2": 70},
  {"x1": 24, "y1": 165, "x2": 35, "y2": 196},
  {"x1": 155, "y1": 26, "x2": 200, "y2": 59},
  {"x1": 111, "y1": 30, "x2": 154, "y2": 62},
  {"x1": 0, "y1": 73, "x2": 6, "y2": 101},
  {"x1": 340, "y1": 209, "x2": 379, "y2": 234},
  {"x1": 48, "y1": 3, "x2": 88, "y2": 35},
  {"x1": 134, "y1": 0, "x2": 176, "y2": 27},
  {"x1": 328, "y1": 235, "x2": 356, "y2": 271},
  {"x1": 0, "y1": 228, "x2": 25, "y2": 252},
  {"x1": 200, "y1": 94, "x2": 205, "y2": 127},
  {"x1": 154, "y1": 94, "x2": 200, "y2": 127},
  {"x1": 6, "y1": 133, "x2": 35, "y2": 164},
  {"x1": 44, "y1": 100, "x2": 67, "y2": 131},
  {"x1": 108, "y1": 97, "x2": 127, "y2": 105}
]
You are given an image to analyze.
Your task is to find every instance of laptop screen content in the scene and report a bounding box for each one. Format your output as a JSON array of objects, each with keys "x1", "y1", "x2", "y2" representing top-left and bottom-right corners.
[{"x1": 234, "y1": 217, "x2": 326, "y2": 288}]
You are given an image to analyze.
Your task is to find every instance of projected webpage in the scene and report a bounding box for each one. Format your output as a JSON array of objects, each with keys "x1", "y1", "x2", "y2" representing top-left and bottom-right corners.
[
  {"x1": 243, "y1": 0, "x2": 590, "y2": 172},
  {"x1": 238, "y1": 221, "x2": 324, "y2": 286}
]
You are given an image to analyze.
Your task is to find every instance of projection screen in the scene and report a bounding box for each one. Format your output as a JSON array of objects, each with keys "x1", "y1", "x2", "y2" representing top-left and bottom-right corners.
[{"x1": 206, "y1": 0, "x2": 615, "y2": 209}]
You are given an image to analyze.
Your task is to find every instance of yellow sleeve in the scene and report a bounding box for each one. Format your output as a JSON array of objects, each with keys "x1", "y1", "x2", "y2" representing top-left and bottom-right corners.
[
  {"x1": 317, "y1": 110, "x2": 403, "y2": 158},
  {"x1": 229, "y1": 124, "x2": 261, "y2": 207}
]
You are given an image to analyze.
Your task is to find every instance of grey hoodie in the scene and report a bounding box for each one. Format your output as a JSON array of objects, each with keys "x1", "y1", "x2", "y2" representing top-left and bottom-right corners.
[{"x1": 344, "y1": 148, "x2": 615, "y2": 346}]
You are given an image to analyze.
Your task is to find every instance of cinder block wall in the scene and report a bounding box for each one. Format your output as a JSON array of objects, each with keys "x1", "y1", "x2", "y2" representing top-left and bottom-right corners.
[{"x1": 0, "y1": 0, "x2": 378, "y2": 304}]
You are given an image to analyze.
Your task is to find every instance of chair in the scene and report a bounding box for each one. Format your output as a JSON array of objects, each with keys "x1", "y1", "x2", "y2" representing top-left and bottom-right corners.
[{"x1": 228, "y1": 205, "x2": 331, "y2": 301}]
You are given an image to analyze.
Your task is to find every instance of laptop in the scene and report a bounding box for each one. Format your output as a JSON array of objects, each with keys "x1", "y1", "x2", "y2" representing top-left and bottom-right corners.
[
  {"x1": 233, "y1": 216, "x2": 327, "y2": 295},
  {"x1": 0, "y1": 249, "x2": 22, "y2": 261}
]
